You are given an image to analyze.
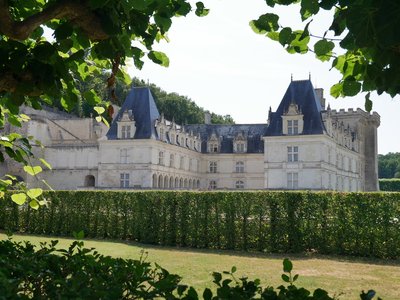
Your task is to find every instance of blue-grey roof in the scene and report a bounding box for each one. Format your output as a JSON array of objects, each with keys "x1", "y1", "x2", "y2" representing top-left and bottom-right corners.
[
  {"x1": 106, "y1": 87, "x2": 160, "y2": 139},
  {"x1": 265, "y1": 80, "x2": 325, "y2": 136},
  {"x1": 184, "y1": 124, "x2": 267, "y2": 153}
]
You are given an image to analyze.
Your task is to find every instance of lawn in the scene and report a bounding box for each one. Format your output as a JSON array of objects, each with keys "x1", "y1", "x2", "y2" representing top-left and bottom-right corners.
[{"x1": 1, "y1": 233, "x2": 399, "y2": 299}]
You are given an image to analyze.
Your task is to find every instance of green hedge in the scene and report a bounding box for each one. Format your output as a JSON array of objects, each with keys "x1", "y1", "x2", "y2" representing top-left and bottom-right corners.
[
  {"x1": 1, "y1": 191, "x2": 400, "y2": 259},
  {"x1": 379, "y1": 179, "x2": 400, "y2": 191}
]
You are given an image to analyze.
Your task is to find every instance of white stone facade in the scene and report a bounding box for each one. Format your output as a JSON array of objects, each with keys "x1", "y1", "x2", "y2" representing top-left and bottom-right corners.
[{"x1": 1, "y1": 80, "x2": 380, "y2": 191}]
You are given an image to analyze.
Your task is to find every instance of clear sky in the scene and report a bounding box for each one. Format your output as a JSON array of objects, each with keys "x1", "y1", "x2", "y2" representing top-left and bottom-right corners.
[{"x1": 127, "y1": 0, "x2": 399, "y2": 155}]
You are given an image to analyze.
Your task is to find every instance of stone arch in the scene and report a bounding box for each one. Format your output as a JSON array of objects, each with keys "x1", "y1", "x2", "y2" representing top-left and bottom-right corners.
[
  {"x1": 184, "y1": 178, "x2": 188, "y2": 188},
  {"x1": 189, "y1": 179, "x2": 192, "y2": 189},
  {"x1": 84, "y1": 175, "x2": 95, "y2": 187},
  {"x1": 179, "y1": 178, "x2": 183, "y2": 188},
  {"x1": 169, "y1": 176, "x2": 174, "y2": 188},
  {"x1": 197, "y1": 179, "x2": 200, "y2": 189},
  {"x1": 175, "y1": 177, "x2": 179, "y2": 188},
  {"x1": 152, "y1": 174, "x2": 158, "y2": 188}
]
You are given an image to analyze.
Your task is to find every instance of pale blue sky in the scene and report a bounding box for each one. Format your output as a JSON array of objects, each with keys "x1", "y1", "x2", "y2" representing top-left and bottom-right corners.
[{"x1": 128, "y1": 0, "x2": 399, "y2": 154}]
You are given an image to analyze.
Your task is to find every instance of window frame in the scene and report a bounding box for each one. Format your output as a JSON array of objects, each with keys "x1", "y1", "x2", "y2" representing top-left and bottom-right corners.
[
  {"x1": 287, "y1": 172, "x2": 298, "y2": 189},
  {"x1": 287, "y1": 146, "x2": 299, "y2": 162},
  {"x1": 120, "y1": 173, "x2": 130, "y2": 188}
]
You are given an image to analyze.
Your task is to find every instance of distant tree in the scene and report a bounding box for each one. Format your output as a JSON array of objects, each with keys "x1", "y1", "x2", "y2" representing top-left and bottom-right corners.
[
  {"x1": 131, "y1": 78, "x2": 235, "y2": 125},
  {"x1": 378, "y1": 152, "x2": 400, "y2": 178},
  {"x1": 252, "y1": 0, "x2": 400, "y2": 111}
]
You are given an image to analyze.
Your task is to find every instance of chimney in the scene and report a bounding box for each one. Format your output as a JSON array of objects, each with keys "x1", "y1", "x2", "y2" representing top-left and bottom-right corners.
[
  {"x1": 204, "y1": 112, "x2": 211, "y2": 124},
  {"x1": 314, "y1": 88, "x2": 326, "y2": 110}
]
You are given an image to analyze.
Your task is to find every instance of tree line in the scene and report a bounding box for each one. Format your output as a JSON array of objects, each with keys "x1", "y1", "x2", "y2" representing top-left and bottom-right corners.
[{"x1": 379, "y1": 152, "x2": 400, "y2": 178}]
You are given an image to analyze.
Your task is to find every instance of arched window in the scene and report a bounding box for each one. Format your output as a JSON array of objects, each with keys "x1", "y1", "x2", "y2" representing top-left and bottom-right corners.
[
  {"x1": 189, "y1": 179, "x2": 192, "y2": 189},
  {"x1": 209, "y1": 180, "x2": 217, "y2": 190},
  {"x1": 158, "y1": 175, "x2": 163, "y2": 188},
  {"x1": 164, "y1": 175, "x2": 169, "y2": 188},
  {"x1": 152, "y1": 174, "x2": 158, "y2": 188},
  {"x1": 175, "y1": 177, "x2": 179, "y2": 188},
  {"x1": 179, "y1": 178, "x2": 183, "y2": 188},
  {"x1": 197, "y1": 179, "x2": 200, "y2": 189},
  {"x1": 235, "y1": 161, "x2": 244, "y2": 173},
  {"x1": 184, "y1": 179, "x2": 188, "y2": 188},
  {"x1": 235, "y1": 180, "x2": 244, "y2": 189},
  {"x1": 169, "y1": 176, "x2": 174, "y2": 188},
  {"x1": 159, "y1": 151, "x2": 164, "y2": 165}
]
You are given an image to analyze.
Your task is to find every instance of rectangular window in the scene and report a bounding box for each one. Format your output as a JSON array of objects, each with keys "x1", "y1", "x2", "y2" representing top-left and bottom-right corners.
[
  {"x1": 235, "y1": 161, "x2": 244, "y2": 173},
  {"x1": 209, "y1": 161, "x2": 217, "y2": 173},
  {"x1": 120, "y1": 173, "x2": 129, "y2": 188},
  {"x1": 120, "y1": 148, "x2": 128, "y2": 164},
  {"x1": 287, "y1": 120, "x2": 299, "y2": 135},
  {"x1": 287, "y1": 172, "x2": 298, "y2": 189},
  {"x1": 122, "y1": 125, "x2": 131, "y2": 139},
  {"x1": 158, "y1": 151, "x2": 164, "y2": 165},
  {"x1": 287, "y1": 146, "x2": 299, "y2": 162}
]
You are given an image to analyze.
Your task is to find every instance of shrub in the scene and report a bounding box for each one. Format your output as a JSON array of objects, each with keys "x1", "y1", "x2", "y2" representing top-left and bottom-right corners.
[
  {"x1": 1, "y1": 191, "x2": 400, "y2": 259},
  {"x1": 0, "y1": 238, "x2": 381, "y2": 299},
  {"x1": 379, "y1": 179, "x2": 400, "y2": 191}
]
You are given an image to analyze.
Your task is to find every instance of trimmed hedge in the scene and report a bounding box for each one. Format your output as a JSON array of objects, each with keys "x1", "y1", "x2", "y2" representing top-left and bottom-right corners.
[
  {"x1": 1, "y1": 191, "x2": 400, "y2": 259},
  {"x1": 379, "y1": 179, "x2": 400, "y2": 191}
]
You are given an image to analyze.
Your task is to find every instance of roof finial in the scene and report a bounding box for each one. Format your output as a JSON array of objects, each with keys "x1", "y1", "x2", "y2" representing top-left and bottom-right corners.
[
  {"x1": 309, "y1": 72, "x2": 311, "y2": 80},
  {"x1": 291, "y1": 73, "x2": 293, "y2": 81}
]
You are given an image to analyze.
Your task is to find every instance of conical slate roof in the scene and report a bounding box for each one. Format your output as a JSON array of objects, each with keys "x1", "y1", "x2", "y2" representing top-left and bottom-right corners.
[
  {"x1": 106, "y1": 86, "x2": 160, "y2": 139},
  {"x1": 265, "y1": 80, "x2": 325, "y2": 136}
]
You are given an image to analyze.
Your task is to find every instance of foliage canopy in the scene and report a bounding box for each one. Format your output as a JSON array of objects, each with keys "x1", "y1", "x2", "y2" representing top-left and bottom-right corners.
[{"x1": 251, "y1": 0, "x2": 400, "y2": 111}]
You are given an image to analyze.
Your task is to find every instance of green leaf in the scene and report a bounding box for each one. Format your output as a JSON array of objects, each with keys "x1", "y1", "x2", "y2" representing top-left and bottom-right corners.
[
  {"x1": 95, "y1": 116, "x2": 102, "y2": 122},
  {"x1": 231, "y1": 266, "x2": 237, "y2": 273},
  {"x1": 11, "y1": 193, "x2": 27, "y2": 205},
  {"x1": 365, "y1": 92, "x2": 373, "y2": 112},
  {"x1": 343, "y1": 79, "x2": 361, "y2": 96},
  {"x1": 293, "y1": 274, "x2": 299, "y2": 282},
  {"x1": 27, "y1": 188, "x2": 43, "y2": 199},
  {"x1": 203, "y1": 288, "x2": 213, "y2": 300},
  {"x1": 154, "y1": 14, "x2": 172, "y2": 33},
  {"x1": 94, "y1": 106, "x2": 105, "y2": 115},
  {"x1": 250, "y1": 13, "x2": 279, "y2": 34},
  {"x1": 279, "y1": 27, "x2": 294, "y2": 46},
  {"x1": 23, "y1": 165, "x2": 43, "y2": 176},
  {"x1": 84, "y1": 90, "x2": 102, "y2": 106},
  {"x1": 281, "y1": 274, "x2": 290, "y2": 282},
  {"x1": 40, "y1": 158, "x2": 52, "y2": 170},
  {"x1": 330, "y1": 82, "x2": 343, "y2": 98},
  {"x1": 54, "y1": 22, "x2": 74, "y2": 40},
  {"x1": 300, "y1": 0, "x2": 319, "y2": 20},
  {"x1": 148, "y1": 51, "x2": 170, "y2": 67},
  {"x1": 314, "y1": 39, "x2": 335, "y2": 61},
  {"x1": 283, "y1": 258, "x2": 293, "y2": 273},
  {"x1": 195, "y1": 2, "x2": 209, "y2": 17},
  {"x1": 29, "y1": 199, "x2": 40, "y2": 210}
]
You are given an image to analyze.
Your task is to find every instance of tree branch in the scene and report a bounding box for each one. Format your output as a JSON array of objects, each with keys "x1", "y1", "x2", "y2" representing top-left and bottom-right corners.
[
  {"x1": 0, "y1": 72, "x2": 42, "y2": 96},
  {"x1": 0, "y1": 0, "x2": 109, "y2": 41}
]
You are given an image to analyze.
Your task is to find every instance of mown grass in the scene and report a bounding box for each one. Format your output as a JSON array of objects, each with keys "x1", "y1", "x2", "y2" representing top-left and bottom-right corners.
[{"x1": 1, "y1": 233, "x2": 399, "y2": 299}]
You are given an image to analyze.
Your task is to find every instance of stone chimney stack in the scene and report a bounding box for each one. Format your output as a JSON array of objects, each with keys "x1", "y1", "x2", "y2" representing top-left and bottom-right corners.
[
  {"x1": 204, "y1": 112, "x2": 211, "y2": 124},
  {"x1": 314, "y1": 88, "x2": 326, "y2": 110}
]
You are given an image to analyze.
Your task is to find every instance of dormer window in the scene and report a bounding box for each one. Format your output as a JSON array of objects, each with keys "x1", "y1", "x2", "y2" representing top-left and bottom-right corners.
[
  {"x1": 287, "y1": 120, "x2": 298, "y2": 135},
  {"x1": 282, "y1": 103, "x2": 303, "y2": 135},
  {"x1": 207, "y1": 133, "x2": 220, "y2": 153},
  {"x1": 117, "y1": 110, "x2": 135, "y2": 139},
  {"x1": 122, "y1": 125, "x2": 131, "y2": 138},
  {"x1": 233, "y1": 132, "x2": 247, "y2": 153}
]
